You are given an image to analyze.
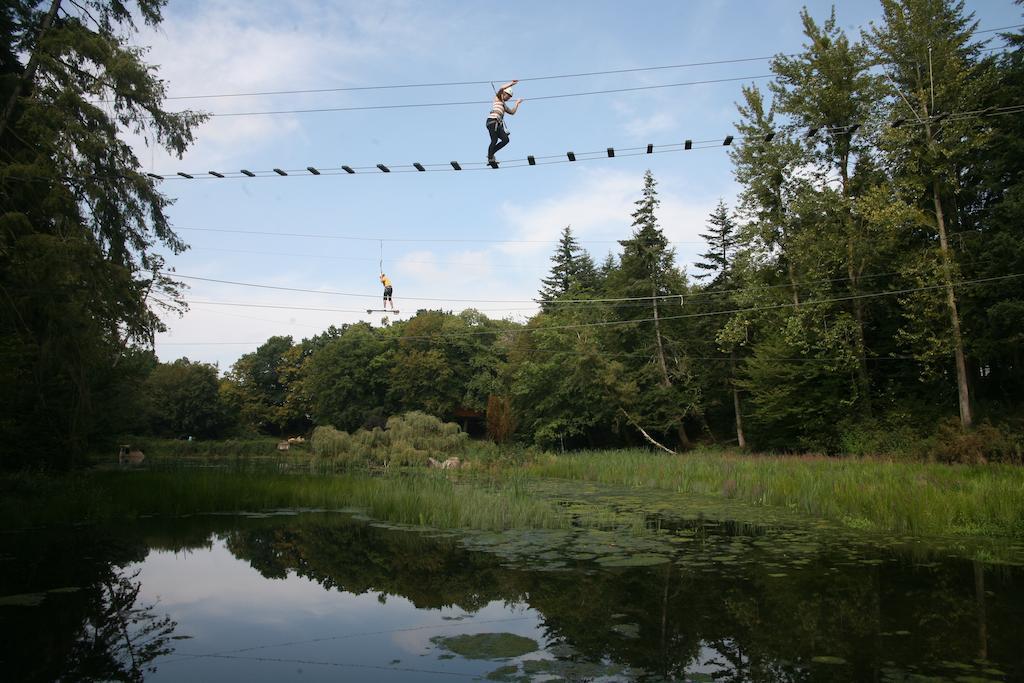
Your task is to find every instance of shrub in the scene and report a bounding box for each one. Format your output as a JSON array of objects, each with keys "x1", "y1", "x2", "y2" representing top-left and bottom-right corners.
[
  {"x1": 837, "y1": 418, "x2": 919, "y2": 458},
  {"x1": 311, "y1": 412, "x2": 469, "y2": 467},
  {"x1": 923, "y1": 418, "x2": 1022, "y2": 465}
]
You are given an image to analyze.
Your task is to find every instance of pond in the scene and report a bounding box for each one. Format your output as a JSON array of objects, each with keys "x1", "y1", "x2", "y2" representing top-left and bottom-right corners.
[{"x1": 1, "y1": 481, "x2": 1021, "y2": 681}]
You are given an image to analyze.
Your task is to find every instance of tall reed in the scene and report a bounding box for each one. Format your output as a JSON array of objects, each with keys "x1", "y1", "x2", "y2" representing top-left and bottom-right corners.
[
  {"x1": 529, "y1": 449, "x2": 1024, "y2": 538},
  {"x1": 1, "y1": 470, "x2": 568, "y2": 532}
]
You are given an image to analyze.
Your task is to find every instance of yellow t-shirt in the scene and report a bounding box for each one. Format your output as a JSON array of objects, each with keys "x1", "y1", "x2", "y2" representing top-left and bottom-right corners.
[{"x1": 380, "y1": 276, "x2": 392, "y2": 287}]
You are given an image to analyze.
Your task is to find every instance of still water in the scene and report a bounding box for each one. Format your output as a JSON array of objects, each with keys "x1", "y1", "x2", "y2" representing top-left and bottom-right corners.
[{"x1": 1, "y1": 496, "x2": 1022, "y2": 681}]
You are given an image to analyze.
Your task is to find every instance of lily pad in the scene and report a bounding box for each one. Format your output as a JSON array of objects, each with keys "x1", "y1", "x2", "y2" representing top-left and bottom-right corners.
[
  {"x1": 430, "y1": 633, "x2": 539, "y2": 660},
  {"x1": 811, "y1": 656, "x2": 848, "y2": 665},
  {"x1": 597, "y1": 554, "x2": 670, "y2": 567}
]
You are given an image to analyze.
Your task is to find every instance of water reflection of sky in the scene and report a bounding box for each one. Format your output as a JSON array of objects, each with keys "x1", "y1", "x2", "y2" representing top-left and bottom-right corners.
[{"x1": 139, "y1": 540, "x2": 547, "y2": 682}]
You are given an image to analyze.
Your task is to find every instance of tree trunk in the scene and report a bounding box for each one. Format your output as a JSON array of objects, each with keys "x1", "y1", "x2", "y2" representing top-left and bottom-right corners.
[
  {"x1": 921, "y1": 106, "x2": 972, "y2": 429},
  {"x1": 787, "y1": 261, "x2": 800, "y2": 307},
  {"x1": 730, "y1": 351, "x2": 746, "y2": 448},
  {"x1": 651, "y1": 288, "x2": 691, "y2": 448},
  {"x1": 0, "y1": 0, "x2": 62, "y2": 142},
  {"x1": 848, "y1": 242, "x2": 873, "y2": 416},
  {"x1": 932, "y1": 177, "x2": 973, "y2": 429}
]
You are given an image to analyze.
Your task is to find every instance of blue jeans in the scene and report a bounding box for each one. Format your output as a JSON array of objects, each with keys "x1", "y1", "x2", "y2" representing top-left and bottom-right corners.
[{"x1": 486, "y1": 119, "x2": 509, "y2": 159}]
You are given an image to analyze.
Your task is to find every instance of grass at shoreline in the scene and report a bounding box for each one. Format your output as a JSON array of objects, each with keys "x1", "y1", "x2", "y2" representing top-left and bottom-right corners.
[
  {"x1": 0, "y1": 470, "x2": 568, "y2": 532},
  {"x1": 5, "y1": 446, "x2": 1023, "y2": 540},
  {"x1": 526, "y1": 449, "x2": 1024, "y2": 538}
]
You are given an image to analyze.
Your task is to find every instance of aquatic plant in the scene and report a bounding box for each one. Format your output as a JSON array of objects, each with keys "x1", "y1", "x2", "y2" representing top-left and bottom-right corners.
[
  {"x1": 528, "y1": 449, "x2": 1024, "y2": 538},
  {"x1": 0, "y1": 470, "x2": 569, "y2": 532}
]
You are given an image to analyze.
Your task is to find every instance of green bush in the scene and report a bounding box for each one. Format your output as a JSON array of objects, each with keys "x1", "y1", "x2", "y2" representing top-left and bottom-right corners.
[
  {"x1": 311, "y1": 412, "x2": 469, "y2": 467},
  {"x1": 922, "y1": 418, "x2": 1022, "y2": 465},
  {"x1": 837, "y1": 418, "x2": 920, "y2": 458}
]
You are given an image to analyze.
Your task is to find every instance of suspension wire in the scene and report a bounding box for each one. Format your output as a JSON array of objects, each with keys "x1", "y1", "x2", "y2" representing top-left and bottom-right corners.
[
  {"x1": 162, "y1": 258, "x2": 997, "y2": 306},
  {"x1": 142, "y1": 103, "x2": 1023, "y2": 180},
  {"x1": 176, "y1": 245, "x2": 549, "y2": 270},
  {"x1": 155, "y1": 328, "x2": 924, "y2": 363},
  {"x1": 162, "y1": 59, "x2": 786, "y2": 102},
  {"x1": 138, "y1": 22, "x2": 1022, "y2": 103},
  {"x1": 2, "y1": 104, "x2": 1021, "y2": 185},
  {"x1": 197, "y1": 75, "x2": 773, "y2": 118},
  {"x1": 153, "y1": 272, "x2": 1024, "y2": 343},
  {"x1": 171, "y1": 226, "x2": 703, "y2": 245}
]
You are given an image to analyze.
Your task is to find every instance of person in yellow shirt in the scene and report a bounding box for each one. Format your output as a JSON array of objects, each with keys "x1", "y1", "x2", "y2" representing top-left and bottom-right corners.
[{"x1": 379, "y1": 273, "x2": 394, "y2": 310}]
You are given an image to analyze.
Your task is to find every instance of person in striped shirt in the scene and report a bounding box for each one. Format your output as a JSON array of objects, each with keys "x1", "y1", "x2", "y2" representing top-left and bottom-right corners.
[{"x1": 486, "y1": 80, "x2": 523, "y2": 164}]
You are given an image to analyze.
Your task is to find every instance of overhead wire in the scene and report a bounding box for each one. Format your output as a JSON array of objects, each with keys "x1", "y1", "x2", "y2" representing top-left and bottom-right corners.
[
  {"x1": 150, "y1": 22, "x2": 1022, "y2": 102},
  {"x1": 3, "y1": 104, "x2": 1021, "y2": 185},
  {"x1": 153, "y1": 272, "x2": 1024, "y2": 344},
  {"x1": 197, "y1": 75, "x2": 774, "y2": 118},
  {"x1": 170, "y1": 225, "x2": 704, "y2": 245},
  {"x1": 135, "y1": 103, "x2": 1024, "y2": 180},
  {"x1": 161, "y1": 260, "x2": 997, "y2": 306}
]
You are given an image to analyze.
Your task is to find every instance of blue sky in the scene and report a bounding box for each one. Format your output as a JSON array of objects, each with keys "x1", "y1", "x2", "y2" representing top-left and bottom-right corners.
[{"x1": 139, "y1": 0, "x2": 1022, "y2": 370}]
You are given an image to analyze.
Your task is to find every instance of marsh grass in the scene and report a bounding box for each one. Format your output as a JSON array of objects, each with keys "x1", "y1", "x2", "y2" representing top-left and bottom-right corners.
[
  {"x1": 0, "y1": 469, "x2": 569, "y2": 532},
  {"x1": 528, "y1": 449, "x2": 1024, "y2": 538},
  {"x1": 110, "y1": 436, "x2": 294, "y2": 460}
]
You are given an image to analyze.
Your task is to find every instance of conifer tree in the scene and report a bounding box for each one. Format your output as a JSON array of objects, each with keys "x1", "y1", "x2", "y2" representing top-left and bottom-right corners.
[
  {"x1": 539, "y1": 225, "x2": 587, "y2": 308},
  {"x1": 865, "y1": 0, "x2": 992, "y2": 428},
  {"x1": 0, "y1": 1, "x2": 206, "y2": 467},
  {"x1": 694, "y1": 200, "x2": 738, "y2": 287},
  {"x1": 607, "y1": 171, "x2": 697, "y2": 449}
]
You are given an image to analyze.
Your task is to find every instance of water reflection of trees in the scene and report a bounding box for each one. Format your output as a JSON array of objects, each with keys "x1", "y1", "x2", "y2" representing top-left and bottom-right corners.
[
  {"x1": 222, "y1": 516, "x2": 1022, "y2": 681},
  {"x1": 5, "y1": 514, "x2": 1018, "y2": 681},
  {"x1": 61, "y1": 568, "x2": 178, "y2": 682},
  {"x1": 0, "y1": 529, "x2": 179, "y2": 682}
]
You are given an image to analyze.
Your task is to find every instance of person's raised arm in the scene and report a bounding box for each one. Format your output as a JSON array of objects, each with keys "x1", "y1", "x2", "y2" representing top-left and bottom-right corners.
[{"x1": 507, "y1": 98, "x2": 524, "y2": 114}]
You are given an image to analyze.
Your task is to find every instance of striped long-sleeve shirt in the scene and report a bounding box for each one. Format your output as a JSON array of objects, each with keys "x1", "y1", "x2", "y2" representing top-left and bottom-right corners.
[{"x1": 487, "y1": 81, "x2": 517, "y2": 122}]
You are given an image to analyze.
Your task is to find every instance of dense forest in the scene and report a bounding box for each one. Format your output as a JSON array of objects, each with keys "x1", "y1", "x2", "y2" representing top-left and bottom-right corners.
[{"x1": 2, "y1": 0, "x2": 1022, "y2": 468}]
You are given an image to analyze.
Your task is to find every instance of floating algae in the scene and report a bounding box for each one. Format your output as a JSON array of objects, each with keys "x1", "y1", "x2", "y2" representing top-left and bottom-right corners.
[
  {"x1": 597, "y1": 554, "x2": 670, "y2": 567},
  {"x1": 430, "y1": 633, "x2": 539, "y2": 660}
]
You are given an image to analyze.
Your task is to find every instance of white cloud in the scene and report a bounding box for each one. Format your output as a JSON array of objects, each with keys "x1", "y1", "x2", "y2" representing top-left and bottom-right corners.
[
  {"x1": 125, "y1": 1, "x2": 466, "y2": 172},
  {"x1": 498, "y1": 167, "x2": 720, "y2": 272}
]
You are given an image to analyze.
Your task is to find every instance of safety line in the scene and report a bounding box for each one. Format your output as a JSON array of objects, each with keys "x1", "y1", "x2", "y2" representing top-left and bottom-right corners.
[
  {"x1": 164, "y1": 59, "x2": 782, "y2": 101},
  {"x1": 197, "y1": 74, "x2": 773, "y2": 117},
  {"x1": 170, "y1": 226, "x2": 704, "y2": 245},
  {"x1": 136, "y1": 103, "x2": 1024, "y2": 180},
  {"x1": 152, "y1": 273, "x2": 1024, "y2": 343},
  {"x1": 163, "y1": 263, "x2": 1010, "y2": 306},
  {"x1": 3, "y1": 105, "x2": 1019, "y2": 185},
  {"x1": 148, "y1": 22, "x2": 1021, "y2": 101},
  {"x1": 154, "y1": 333, "x2": 925, "y2": 364}
]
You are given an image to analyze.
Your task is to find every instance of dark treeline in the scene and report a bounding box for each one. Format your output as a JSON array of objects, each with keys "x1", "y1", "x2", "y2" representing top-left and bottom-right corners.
[{"x1": 2, "y1": 1, "x2": 1022, "y2": 468}]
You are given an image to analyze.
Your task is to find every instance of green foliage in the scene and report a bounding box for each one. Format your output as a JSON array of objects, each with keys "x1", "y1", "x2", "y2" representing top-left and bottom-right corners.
[
  {"x1": 923, "y1": 419, "x2": 1022, "y2": 465},
  {"x1": 0, "y1": 0, "x2": 204, "y2": 469},
  {"x1": 311, "y1": 411, "x2": 468, "y2": 467},
  {"x1": 538, "y1": 225, "x2": 598, "y2": 306},
  {"x1": 144, "y1": 358, "x2": 232, "y2": 438},
  {"x1": 303, "y1": 324, "x2": 391, "y2": 432},
  {"x1": 0, "y1": 469, "x2": 571, "y2": 532},
  {"x1": 529, "y1": 450, "x2": 1024, "y2": 538}
]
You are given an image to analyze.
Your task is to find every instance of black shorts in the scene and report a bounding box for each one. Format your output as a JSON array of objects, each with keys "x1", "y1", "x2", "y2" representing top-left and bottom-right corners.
[{"x1": 383, "y1": 286, "x2": 393, "y2": 298}]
